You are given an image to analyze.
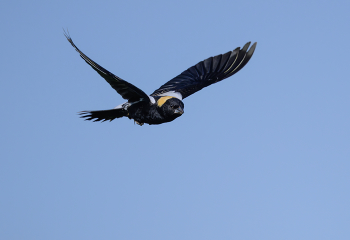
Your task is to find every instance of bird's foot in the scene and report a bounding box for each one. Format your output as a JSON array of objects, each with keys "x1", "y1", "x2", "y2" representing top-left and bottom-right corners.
[{"x1": 134, "y1": 120, "x2": 144, "y2": 126}]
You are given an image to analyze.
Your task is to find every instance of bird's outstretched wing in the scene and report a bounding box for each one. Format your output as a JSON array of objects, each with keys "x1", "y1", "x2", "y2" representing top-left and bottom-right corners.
[
  {"x1": 151, "y1": 42, "x2": 257, "y2": 99},
  {"x1": 64, "y1": 31, "x2": 149, "y2": 103}
]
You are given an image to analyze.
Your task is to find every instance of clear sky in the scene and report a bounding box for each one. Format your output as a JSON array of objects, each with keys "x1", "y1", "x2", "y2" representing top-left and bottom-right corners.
[{"x1": 1, "y1": 0, "x2": 349, "y2": 239}]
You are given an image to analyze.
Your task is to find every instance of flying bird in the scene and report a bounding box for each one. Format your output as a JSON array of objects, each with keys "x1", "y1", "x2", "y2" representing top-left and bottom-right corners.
[{"x1": 64, "y1": 31, "x2": 256, "y2": 126}]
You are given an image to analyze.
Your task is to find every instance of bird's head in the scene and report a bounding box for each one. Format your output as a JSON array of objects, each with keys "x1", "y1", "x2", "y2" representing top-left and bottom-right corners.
[{"x1": 157, "y1": 96, "x2": 184, "y2": 120}]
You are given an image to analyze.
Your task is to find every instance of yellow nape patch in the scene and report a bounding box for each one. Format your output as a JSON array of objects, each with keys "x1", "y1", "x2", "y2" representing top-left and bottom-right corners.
[{"x1": 157, "y1": 96, "x2": 175, "y2": 107}]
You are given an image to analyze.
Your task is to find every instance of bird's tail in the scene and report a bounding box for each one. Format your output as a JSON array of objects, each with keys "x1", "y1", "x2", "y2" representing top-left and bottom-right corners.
[{"x1": 79, "y1": 108, "x2": 128, "y2": 122}]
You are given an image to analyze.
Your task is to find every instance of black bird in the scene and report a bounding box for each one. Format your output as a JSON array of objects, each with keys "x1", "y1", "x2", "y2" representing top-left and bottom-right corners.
[{"x1": 64, "y1": 32, "x2": 256, "y2": 125}]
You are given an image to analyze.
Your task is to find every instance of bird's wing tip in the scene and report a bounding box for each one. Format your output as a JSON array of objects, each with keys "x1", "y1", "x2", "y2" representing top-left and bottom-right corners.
[
  {"x1": 249, "y1": 42, "x2": 257, "y2": 54},
  {"x1": 63, "y1": 28, "x2": 72, "y2": 41}
]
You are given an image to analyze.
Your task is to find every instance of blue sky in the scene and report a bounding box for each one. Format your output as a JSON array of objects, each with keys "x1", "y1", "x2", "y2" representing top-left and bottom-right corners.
[{"x1": 1, "y1": 0, "x2": 349, "y2": 239}]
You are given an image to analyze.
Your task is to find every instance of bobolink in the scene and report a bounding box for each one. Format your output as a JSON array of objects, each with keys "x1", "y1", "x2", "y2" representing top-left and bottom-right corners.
[{"x1": 65, "y1": 32, "x2": 256, "y2": 125}]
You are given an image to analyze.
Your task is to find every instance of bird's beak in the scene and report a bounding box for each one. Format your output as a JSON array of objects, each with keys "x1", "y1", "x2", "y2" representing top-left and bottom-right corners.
[{"x1": 174, "y1": 107, "x2": 184, "y2": 115}]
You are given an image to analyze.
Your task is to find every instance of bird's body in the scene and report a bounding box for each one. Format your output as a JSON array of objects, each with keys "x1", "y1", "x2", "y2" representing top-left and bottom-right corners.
[
  {"x1": 64, "y1": 31, "x2": 256, "y2": 125},
  {"x1": 128, "y1": 97, "x2": 184, "y2": 125}
]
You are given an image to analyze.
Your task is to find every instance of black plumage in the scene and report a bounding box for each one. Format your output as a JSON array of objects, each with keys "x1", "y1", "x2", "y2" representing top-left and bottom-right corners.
[{"x1": 65, "y1": 31, "x2": 256, "y2": 125}]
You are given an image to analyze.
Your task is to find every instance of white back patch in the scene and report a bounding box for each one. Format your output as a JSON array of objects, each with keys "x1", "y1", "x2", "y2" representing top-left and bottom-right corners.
[
  {"x1": 148, "y1": 95, "x2": 156, "y2": 104},
  {"x1": 157, "y1": 91, "x2": 183, "y2": 100},
  {"x1": 114, "y1": 102, "x2": 126, "y2": 109}
]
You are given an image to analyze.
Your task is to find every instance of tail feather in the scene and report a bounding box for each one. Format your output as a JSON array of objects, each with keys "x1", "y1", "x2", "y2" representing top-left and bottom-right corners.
[{"x1": 79, "y1": 108, "x2": 127, "y2": 122}]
